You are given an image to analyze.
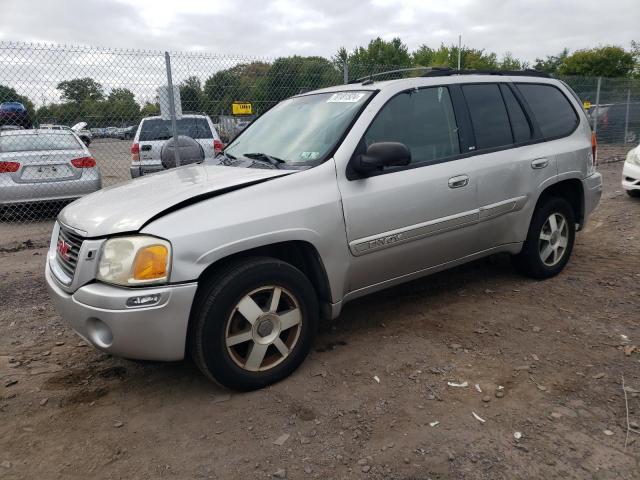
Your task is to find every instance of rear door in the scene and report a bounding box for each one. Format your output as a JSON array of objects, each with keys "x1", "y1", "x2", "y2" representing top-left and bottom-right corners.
[{"x1": 462, "y1": 82, "x2": 558, "y2": 250}]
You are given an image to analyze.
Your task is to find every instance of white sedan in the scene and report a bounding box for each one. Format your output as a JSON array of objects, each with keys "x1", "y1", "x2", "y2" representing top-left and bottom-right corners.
[{"x1": 622, "y1": 144, "x2": 640, "y2": 198}]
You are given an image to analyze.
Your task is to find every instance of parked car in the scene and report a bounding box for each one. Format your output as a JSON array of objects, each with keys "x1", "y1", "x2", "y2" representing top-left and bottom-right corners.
[
  {"x1": 0, "y1": 129, "x2": 101, "y2": 207},
  {"x1": 0, "y1": 101, "x2": 31, "y2": 129},
  {"x1": 622, "y1": 143, "x2": 640, "y2": 197},
  {"x1": 129, "y1": 114, "x2": 223, "y2": 177},
  {"x1": 115, "y1": 125, "x2": 136, "y2": 140},
  {"x1": 40, "y1": 122, "x2": 92, "y2": 146},
  {"x1": 593, "y1": 103, "x2": 640, "y2": 144},
  {"x1": 46, "y1": 71, "x2": 602, "y2": 391}
]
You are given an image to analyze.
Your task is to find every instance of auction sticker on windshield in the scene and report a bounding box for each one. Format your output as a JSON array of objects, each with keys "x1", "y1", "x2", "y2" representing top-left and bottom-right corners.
[{"x1": 327, "y1": 92, "x2": 366, "y2": 103}]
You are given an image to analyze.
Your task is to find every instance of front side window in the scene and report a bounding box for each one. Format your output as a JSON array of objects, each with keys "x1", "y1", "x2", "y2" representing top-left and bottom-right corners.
[
  {"x1": 462, "y1": 84, "x2": 513, "y2": 150},
  {"x1": 516, "y1": 83, "x2": 578, "y2": 139},
  {"x1": 362, "y1": 87, "x2": 460, "y2": 165}
]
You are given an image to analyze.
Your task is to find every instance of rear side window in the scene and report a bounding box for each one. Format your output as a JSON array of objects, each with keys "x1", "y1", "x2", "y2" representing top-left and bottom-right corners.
[
  {"x1": 516, "y1": 84, "x2": 578, "y2": 139},
  {"x1": 363, "y1": 86, "x2": 460, "y2": 165},
  {"x1": 500, "y1": 84, "x2": 532, "y2": 143},
  {"x1": 139, "y1": 117, "x2": 212, "y2": 141},
  {"x1": 462, "y1": 84, "x2": 513, "y2": 150}
]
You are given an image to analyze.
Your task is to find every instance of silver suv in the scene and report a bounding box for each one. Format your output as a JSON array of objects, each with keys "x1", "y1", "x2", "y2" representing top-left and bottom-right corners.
[
  {"x1": 130, "y1": 114, "x2": 223, "y2": 177},
  {"x1": 46, "y1": 70, "x2": 603, "y2": 391}
]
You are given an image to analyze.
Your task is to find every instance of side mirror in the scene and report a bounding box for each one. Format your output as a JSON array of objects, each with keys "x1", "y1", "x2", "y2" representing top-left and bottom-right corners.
[{"x1": 352, "y1": 142, "x2": 411, "y2": 175}]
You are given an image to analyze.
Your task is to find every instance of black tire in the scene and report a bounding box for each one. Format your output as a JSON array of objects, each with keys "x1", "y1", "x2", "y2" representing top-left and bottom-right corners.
[
  {"x1": 626, "y1": 190, "x2": 640, "y2": 198},
  {"x1": 189, "y1": 257, "x2": 319, "y2": 391},
  {"x1": 513, "y1": 196, "x2": 576, "y2": 279}
]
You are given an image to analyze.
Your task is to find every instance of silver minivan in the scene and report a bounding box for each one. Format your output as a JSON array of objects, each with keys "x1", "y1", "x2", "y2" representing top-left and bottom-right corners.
[{"x1": 46, "y1": 70, "x2": 602, "y2": 390}]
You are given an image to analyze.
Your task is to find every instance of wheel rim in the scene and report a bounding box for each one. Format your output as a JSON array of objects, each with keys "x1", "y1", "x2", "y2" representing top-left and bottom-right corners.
[
  {"x1": 538, "y1": 212, "x2": 569, "y2": 267},
  {"x1": 225, "y1": 286, "x2": 302, "y2": 372}
]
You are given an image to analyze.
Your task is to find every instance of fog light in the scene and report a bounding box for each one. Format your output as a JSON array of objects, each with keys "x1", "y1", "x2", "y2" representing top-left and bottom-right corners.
[
  {"x1": 126, "y1": 293, "x2": 161, "y2": 307},
  {"x1": 86, "y1": 318, "x2": 113, "y2": 347}
]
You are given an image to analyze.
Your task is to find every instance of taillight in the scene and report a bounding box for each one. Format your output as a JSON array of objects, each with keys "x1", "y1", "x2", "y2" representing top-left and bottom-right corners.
[
  {"x1": 131, "y1": 143, "x2": 140, "y2": 162},
  {"x1": 0, "y1": 161, "x2": 20, "y2": 173},
  {"x1": 71, "y1": 156, "x2": 96, "y2": 168},
  {"x1": 214, "y1": 139, "x2": 224, "y2": 153},
  {"x1": 591, "y1": 131, "x2": 598, "y2": 166}
]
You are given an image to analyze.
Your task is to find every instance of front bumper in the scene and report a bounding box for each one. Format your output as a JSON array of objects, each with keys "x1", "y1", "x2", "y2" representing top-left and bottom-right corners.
[
  {"x1": 45, "y1": 262, "x2": 198, "y2": 361},
  {"x1": 622, "y1": 161, "x2": 640, "y2": 192}
]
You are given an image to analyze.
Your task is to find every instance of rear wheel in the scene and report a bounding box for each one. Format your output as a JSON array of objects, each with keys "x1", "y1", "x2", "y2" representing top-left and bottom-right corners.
[
  {"x1": 626, "y1": 190, "x2": 640, "y2": 198},
  {"x1": 189, "y1": 257, "x2": 319, "y2": 391},
  {"x1": 513, "y1": 197, "x2": 575, "y2": 279}
]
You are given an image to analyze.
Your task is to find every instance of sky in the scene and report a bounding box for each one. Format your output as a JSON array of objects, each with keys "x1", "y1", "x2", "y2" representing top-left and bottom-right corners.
[{"x1": 2, "y1": 0, "x2": 639, "y2": 62}]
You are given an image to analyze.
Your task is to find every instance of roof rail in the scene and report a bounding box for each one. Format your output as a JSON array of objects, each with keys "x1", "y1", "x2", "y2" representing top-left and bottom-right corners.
[
  {"x1": 349, "y1": 67, "x2": 551, "y2": 84},
  {"x1": 421, "y1": 68, "x2": 551, "y2": 78},
  {"x1": 350, "y1": 66, "x2": 437, "y2": 84}
]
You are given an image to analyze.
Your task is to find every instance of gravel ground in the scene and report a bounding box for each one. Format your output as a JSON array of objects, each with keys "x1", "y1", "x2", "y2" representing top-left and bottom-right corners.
[{"x1": 1, "y1": 161, "x2": 639, "y2": 480}]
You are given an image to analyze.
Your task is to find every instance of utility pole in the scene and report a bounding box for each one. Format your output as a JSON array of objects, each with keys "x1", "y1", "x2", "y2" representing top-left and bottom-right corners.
[{"x1": 457, "y1": 35, "x2": 462, "y2": 70}]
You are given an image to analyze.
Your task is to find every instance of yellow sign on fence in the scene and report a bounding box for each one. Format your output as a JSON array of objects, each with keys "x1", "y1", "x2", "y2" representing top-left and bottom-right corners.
[
  {"x1": 232, "y1": 102, "x2": 253, "y2": 115},
  {"x1": 583, "y1": 100, "x2": 591, "y2": 110}
]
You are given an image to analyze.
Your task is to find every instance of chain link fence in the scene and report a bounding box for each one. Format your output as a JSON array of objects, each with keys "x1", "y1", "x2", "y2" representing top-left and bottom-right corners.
[{"x1": 1, "y1": 41, "x2": 639, "y2": 224}]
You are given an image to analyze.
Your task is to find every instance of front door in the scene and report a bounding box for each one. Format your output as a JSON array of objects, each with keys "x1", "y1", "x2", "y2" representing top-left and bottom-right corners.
[{"x1": 337, "y1": 86, "x2": 480, "y2": 293}]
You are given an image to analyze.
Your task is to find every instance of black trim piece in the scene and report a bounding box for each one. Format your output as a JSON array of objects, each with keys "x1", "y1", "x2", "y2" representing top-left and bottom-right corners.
[{"x1": 139, "y1": 175, "x2": 292, "y2": 230}]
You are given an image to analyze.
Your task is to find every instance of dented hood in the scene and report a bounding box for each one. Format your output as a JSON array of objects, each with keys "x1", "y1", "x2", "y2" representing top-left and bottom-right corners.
[{"x1": 59, "y1": 164, "x2": 291, "y2": 237}]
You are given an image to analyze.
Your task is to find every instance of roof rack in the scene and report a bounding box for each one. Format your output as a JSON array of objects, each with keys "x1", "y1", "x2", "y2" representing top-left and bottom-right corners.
[
  {"x1": 421, "y1": 68, "x2": 551, "y2": 78},
  {"x1": 349, "y1": 67, "x2": 550, "y2": 84}
]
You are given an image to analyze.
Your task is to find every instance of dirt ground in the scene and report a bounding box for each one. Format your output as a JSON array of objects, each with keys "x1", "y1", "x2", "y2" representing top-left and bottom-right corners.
[{"x1": 1, "y1": 161, "x2": 639, "y2": 480}]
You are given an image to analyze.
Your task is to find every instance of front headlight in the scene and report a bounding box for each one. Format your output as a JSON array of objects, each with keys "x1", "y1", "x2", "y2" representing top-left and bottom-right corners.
[
  {"x1": 97, "y1": 236, "x2": 171, "y2": 286},
  {"x1": 626, "y1": 149, "x2": 640, "y2": 166}
]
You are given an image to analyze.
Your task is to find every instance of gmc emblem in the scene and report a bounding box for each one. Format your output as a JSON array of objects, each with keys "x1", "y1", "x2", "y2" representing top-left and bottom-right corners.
[{"x1": 57, "y1": 239, "x2": 71, "y2": 261}]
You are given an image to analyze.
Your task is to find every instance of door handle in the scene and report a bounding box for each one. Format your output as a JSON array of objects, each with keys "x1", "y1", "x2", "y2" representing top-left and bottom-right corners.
[
  {"x1": 448, "y1": 174, "x2": 469, "y2": 189},
  {"x1": 531, "y1": 158, "x2": 549, "y2": 169}
]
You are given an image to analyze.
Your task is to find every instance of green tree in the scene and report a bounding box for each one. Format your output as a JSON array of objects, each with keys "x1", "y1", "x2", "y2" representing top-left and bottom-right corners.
[
  {"x1": 179, "y1": 76, "x2": 204, "y2": 112},
  {"x1": 261, "y1": 56, "x2": 339, "y2": 107},
  {"x1": 558, "y1": 46, "x2": 635, "y2": 77},
  {"x1": 533, "y1": 48, "x2": 569, "y2": 74},
  {"x1": 499, "y1": 52, "x2": 529, "y2": 70},
  {"x1": 57, "y1": 78, "x2": 104, "y2": 104},
  {"x1": 203, "y1": 61, "x2": 271, "y2": 115},
  {"x1": 631, "y1": 40, "x2": 640, "y2": 78},
  {"x1": 348, "y1": 37, "x2": 412, "y2": 70},
  {"x1": 105, "y1": 88, "x2": 140, "y2": 125},
  {"x1": 412, "y1": 45, "x2": 435, "y2": 67},
  {"x1": 140, "y1": 101, "x2": 160, "y2": 117}
]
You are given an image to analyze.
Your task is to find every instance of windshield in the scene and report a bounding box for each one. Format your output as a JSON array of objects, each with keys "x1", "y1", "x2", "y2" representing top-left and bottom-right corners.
[
  {"x1": 139, "y1": 117, "x2": 213, "y2": 141},
  {"x1": 225, "y1": 91, "x2": 373, "y2": 166},
  {"x1": 0, "y1": 133, "x2": 82, "y2": 152}
]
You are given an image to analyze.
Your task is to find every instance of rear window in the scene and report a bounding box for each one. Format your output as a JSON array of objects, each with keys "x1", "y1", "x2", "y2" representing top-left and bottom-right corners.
[
  {"x1": 462, "y1": 84, "x2": 513, "y2": 150},
  {"x1": 0, "y1": 133, "x2": 81, "y2": 153},
  {"x1": 139, "y1": 117, "x2": 212, "y2": 141},
  {"x1": 516, "y1": 84, "x2": 578, "y2": 139}
]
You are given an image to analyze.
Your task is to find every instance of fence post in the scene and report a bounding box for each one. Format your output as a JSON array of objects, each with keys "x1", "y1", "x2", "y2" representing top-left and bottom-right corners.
[
  {"x1": 343, "y1": 61, "x2": 348, "y2": 84},
  {"x1": 164, "y1": 51, "x2": 181, "y2": 167},
  {"x1": 592, "y1": 77, "x2": 601, "y2": 137},
  {"x1": 624, "y1": 87, "x2": 631, "y2": 144}
]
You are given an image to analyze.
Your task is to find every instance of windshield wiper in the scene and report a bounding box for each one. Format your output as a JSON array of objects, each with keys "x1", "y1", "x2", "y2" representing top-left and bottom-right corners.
[{"x1": 242, "y1": 152, "x2": 285, "y2": 169}]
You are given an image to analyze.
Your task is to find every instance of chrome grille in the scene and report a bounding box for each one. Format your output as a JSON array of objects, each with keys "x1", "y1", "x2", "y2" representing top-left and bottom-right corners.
[{"x1": 55, "y1": 226, "x2": 84, "y2": 280}]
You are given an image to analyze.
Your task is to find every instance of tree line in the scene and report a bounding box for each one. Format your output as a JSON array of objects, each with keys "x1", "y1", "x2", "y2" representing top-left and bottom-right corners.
[{"x1": 1, "y1": 38, "x2": 638, "y2": 127}]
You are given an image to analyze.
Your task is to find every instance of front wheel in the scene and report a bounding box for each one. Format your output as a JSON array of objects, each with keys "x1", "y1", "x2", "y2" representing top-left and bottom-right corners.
[
  {"x1": 189, "y1": 257, "x2": 319, "y2": 391},
  {"x1": 513, "y1": 197, "x2": 576, "y2": 279},
  {"x1": 626, "y1": 190, "x2": 640, "y2": 198}
]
